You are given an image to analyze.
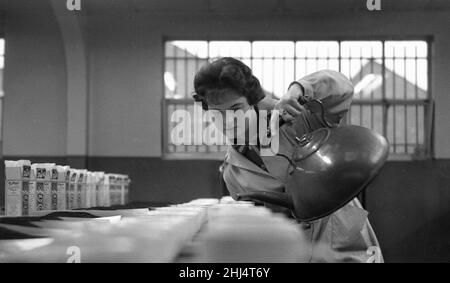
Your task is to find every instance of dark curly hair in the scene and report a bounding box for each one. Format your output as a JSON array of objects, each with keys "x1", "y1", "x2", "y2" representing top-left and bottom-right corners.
[{"x1": 193, "y1": 57, "x2": 265, "y2": 110}]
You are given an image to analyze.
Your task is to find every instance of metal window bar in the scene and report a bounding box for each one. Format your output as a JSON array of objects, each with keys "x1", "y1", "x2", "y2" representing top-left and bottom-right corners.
[
  {"x1": 163, "y1": 40, "x2": 431, "y2": 159},
  {"x1": 0, "y1": 41, "x2": 4, "y2": 144}
]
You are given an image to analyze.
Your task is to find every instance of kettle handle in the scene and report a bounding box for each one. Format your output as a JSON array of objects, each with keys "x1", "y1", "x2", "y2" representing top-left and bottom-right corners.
[
  {"x1": 275, "y1": 98, "x2": 334, "y2": 165},
  {"x1": 303, "y1": 98, "x2": 334, "y2": 128}
]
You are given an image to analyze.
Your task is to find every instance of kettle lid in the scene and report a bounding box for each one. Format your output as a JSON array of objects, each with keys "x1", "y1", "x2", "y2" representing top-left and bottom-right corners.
[{"x1": 293, "y1": 128, "x2": 330, "y2": 161}]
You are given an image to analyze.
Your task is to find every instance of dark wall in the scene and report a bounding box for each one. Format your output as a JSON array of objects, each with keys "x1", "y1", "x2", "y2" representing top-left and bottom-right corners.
[
  {"x1": 87, "y1": 157, "x2": 225, "y2": 204},
  {"x1": 365, "y1": 160, "x2": 450, "y2": 262}
]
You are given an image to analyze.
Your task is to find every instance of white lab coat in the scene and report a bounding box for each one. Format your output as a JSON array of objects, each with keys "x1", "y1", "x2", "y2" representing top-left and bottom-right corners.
[{"x1": 222, "y1": 70, "x2": 384, "y2": 263}]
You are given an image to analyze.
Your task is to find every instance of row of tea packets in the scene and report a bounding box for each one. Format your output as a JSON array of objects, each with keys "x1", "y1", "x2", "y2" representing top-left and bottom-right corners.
[{"x1": 4, "y1": 160, "x2": 131, "y2": 217}]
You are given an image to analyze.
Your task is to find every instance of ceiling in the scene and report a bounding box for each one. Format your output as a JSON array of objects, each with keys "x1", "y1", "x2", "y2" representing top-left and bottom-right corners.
[
  {"x1": 87, "y1": 0, "x2": 450, "y2": 14},
  {"x1": 1, "y1": 0, "x2": 450, "y2": 16}
]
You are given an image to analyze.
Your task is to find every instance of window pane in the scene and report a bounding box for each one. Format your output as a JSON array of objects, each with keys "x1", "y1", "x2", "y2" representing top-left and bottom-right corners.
[
  {"x1": 295, "y1": 41, "x2": 339, "y2": 78},
  {"x1": 385, "y1": 41, "x2": 428, "y2": 93},
  {"x1": 209, "y1": 41, "x2": 251, "y2": 59},
  {"x1": 385, "y1": 41, "x2": 427, "y2": 58},
  {"x1": 252, "y1": 41, "x2": 295, "y2": 58},
  {"x1": 341, "y1": 41, "x2": 382, "y2": 58},
  {"x1": 167, "y1": 41, "x2": 208, "y2": 58},
  {"x1": 0, "y1": 56, "x2": 3, "y2": 92},
  {"x1": 0, "y1": 38, "x2": 4, "y2": 142},
  {"x1": 340, "y1": 41, "x2": 382, "y2": 96},
  {"x1": 252, "y1": 58, "x2": 294, "y2": 98},
  {"x1": 165, "y1": 42, "x2": 209, "y2": 99},
  {"x1": 296, "y1": 41, "x2": 339, "y2": 58}
]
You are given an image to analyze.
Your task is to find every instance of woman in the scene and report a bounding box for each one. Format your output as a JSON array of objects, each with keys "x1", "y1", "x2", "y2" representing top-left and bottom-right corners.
[{"x1": 193, "y1": 57, "x2": 383, "y2": 263}]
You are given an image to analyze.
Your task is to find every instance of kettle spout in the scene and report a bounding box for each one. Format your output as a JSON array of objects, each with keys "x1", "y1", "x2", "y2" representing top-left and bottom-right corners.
[{"x1": 236, "y1": 190, "x2": 294, "y2": 210}]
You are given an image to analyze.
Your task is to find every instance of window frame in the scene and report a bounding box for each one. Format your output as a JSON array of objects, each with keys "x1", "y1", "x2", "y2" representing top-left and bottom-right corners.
[
  {"x1": 161, "y1": 36, "x2": 434, "y2": 161},
  {"x1": 0, "y1": 35, "x2": 4, "y2": 145}
]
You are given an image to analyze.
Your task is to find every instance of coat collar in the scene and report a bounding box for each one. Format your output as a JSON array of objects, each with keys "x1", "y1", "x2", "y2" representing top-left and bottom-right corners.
[{"x1": 225, "y1": 146, "x2": 274, "y2": 177}]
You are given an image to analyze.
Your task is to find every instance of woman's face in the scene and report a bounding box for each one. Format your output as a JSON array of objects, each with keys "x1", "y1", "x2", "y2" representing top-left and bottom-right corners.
[{"x1": 206, "y1": 90, "x2": 256, "y2": 144}]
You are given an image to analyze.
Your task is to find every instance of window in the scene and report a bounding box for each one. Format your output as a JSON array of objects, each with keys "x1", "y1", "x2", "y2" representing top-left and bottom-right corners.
[
  {"x1": 0, "y1": 38, "x2": 4, "y2": 144},
  {"x1": 163, "y1": 39, "x2": 432, "y2": 160}
]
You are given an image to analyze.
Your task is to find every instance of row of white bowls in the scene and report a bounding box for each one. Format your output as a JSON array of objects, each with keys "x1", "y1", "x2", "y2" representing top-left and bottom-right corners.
[
  {"x1": 194, "y1": 198, "x2": 307, "y2": 263},
  {"x1": 0, "y1": 197, "x2": 306, "y2": 262}
]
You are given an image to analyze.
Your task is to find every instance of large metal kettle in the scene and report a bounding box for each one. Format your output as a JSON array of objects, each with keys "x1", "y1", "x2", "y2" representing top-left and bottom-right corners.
[{"x1": 237, "y1": 99, "x2": 389, "y2": 221}]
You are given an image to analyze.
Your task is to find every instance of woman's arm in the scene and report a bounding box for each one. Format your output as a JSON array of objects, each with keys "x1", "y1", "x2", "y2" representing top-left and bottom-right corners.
[
  {"x1": 256, "y1": 95, "x2": 278, "y2": 111},
  {"x1": 270, "y1": 70, "x2": 354, "y2": 134}
]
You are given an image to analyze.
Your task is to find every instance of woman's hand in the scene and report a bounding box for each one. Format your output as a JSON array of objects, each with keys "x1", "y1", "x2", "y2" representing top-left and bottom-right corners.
[{"x1": 270, "y1": 82, "x2": 307, "y2": 137}]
